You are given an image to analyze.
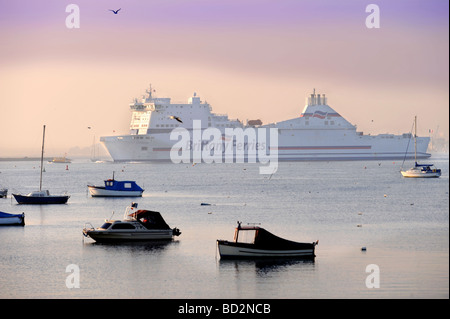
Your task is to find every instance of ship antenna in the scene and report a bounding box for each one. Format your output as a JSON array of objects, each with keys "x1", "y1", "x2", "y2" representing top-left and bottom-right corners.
[{"x1": 147, "y1": 84, "x2": 153, "y2": 99}]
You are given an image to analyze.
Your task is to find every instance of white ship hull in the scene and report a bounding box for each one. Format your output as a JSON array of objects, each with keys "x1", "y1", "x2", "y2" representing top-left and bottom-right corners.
[
  {"x1": 100, "y1": 87, "x2": 431, "y2": 162},
  {"x1": 101, "y1": 131, "x2": 430, "y2": 162}
]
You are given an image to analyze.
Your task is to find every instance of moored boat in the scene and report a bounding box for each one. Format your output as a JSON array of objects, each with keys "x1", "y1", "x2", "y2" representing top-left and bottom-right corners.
[
  {"x1": 401, "y1": 163, "x2": 441, "y2": 178},
  {"x1": 217, "y1": 222, "x2": 318, "y2": 259},
  {"x1": 401, "y1": 116, "x2": 441, "y2": 178},
  {"x1": 48, "y1": 156, "x2": 71, "y2": 163},
  {"x1": 87, "y1": 173, "x2": 144, "y2": 197},
  {"x1": 82, "y1": 203, "x2": 181, "y2": 243},
  {"x1": 0, "y1": 211, "x2": 25, "y2": 226},
  {"x1": 13, "y1": 190, "x2": 69, "y2": 204},
  {"x1": 12, "y1": 125, "x2": 70, "y2": 204}
]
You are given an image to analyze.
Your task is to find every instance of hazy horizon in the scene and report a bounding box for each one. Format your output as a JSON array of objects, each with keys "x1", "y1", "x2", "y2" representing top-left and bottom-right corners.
[{"x1": 1, "y1": 0, "x2": 448, "y2": 158}]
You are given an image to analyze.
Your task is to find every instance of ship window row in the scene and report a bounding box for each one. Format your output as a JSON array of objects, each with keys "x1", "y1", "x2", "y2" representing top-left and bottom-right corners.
[
  {"x1": 214, "y1": 124, "x2": 236, "y2": 127},
  {"x1": 156, "y1": 105, "x2": 209, "y2": 109},
  {"x1": 304, "y1": 121, "x2": 335, "y2": 125},
  {"x1": 155, "y1": 124, "x2": 180, "y2": 127}
]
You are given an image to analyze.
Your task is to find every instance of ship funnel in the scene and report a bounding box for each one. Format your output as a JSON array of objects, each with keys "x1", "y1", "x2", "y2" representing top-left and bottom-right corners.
[{"x1": 307, "y1": 90, "x2": 327, "y2": 106}]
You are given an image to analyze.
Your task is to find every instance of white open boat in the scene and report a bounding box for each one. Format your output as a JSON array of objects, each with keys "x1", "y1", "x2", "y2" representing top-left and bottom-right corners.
[
  {"x1": 0, "y1": 211, "x2": 25, "y2": 226},
  {"x1": 83, "y1": 203, "x2": 181, "y2": 243},
  {"x1": 217, "y1": 222, "x2": 318, "y2": 259}
]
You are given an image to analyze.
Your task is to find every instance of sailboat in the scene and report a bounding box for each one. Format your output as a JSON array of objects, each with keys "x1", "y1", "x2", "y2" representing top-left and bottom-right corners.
[
  {"x1": 12, "y1": 125, "x2": 70, "y2": 204},
  {"x1": 401, "y1": 116, "x2": 441, "y2": 178},
  {"x1": 90, "y1": 135, "x2": 101, "y2": 162}
]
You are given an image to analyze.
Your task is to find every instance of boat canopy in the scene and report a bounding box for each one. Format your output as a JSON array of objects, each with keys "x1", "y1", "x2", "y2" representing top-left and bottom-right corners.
[
  {"x1": 414, "y1": 162, "x2": 435, "y2": 167},
  {"x1": 0, "y1": 211, "x2": 23, "y2": 218},
  {"x1": 235, "y1": 225, "x2": 310, "y2": 250},
  {"x1": 104, "y1": 179, "x2": 144, "y2": 191},
  {"x1": 27, "y1": 190, "x2": 51, "y2": 197},
  {"x1": 128, "y1": 209, "x2": 171, "y2": 230}
]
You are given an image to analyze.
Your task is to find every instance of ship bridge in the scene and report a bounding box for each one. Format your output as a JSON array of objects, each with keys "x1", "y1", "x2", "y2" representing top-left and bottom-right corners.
[{"x1": 127, "y1": 87, "x2": 242, "y2": 135}]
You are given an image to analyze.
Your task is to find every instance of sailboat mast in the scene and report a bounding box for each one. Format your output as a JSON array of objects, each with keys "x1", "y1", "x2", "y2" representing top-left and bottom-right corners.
[
  {"x1": 40, "y1": 125, "x2": 46, "y2": 191},
  {"x1": 414, "y1": 116, "x2": 417, "y2": 164}
]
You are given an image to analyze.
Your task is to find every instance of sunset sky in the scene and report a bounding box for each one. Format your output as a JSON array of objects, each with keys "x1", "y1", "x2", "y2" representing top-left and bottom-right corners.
[{"x1": 0, "y1": 0, "x2": 448, "y2": 157}]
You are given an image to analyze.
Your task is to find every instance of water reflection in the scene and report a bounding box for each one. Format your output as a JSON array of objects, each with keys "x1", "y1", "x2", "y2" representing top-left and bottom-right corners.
[
  {"x1": 83, "y1": 239, "x2": 179, "y2": 254},
  {"x1": 218, "y1": 257, "x2": 315, "y2": 276}
]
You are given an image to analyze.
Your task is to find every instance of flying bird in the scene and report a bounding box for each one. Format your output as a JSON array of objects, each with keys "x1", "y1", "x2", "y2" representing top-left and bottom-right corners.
[
  {"x1": 109, "y1": 8, "x2": 121, "y2": 14},
  {"x1": 169, "y1": 115, "x2": 183, "y2": 123}
]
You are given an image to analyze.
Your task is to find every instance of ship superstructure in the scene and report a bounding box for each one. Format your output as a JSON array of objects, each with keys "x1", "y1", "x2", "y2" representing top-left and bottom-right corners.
[{"x1": 100, "y1": 86, "x2": 430, "y2": 162}]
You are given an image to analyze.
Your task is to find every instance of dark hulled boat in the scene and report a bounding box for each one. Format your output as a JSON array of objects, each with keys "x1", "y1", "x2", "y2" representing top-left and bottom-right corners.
[{"x1": 217, "y1": 222, "x2": 318, "y2": 259}]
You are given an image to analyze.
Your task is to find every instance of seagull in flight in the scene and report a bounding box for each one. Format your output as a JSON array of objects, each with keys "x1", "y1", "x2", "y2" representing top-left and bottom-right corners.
[
  {"x1": 169, "y1": 115, "x2": 183, "y2": 123},
  {"x1": 109, "y1": 8, "x2": 121, "y2": 14}
]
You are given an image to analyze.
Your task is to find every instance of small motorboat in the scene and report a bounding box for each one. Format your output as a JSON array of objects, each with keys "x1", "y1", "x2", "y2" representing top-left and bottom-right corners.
[
  {"x1": 87, "y1": 173, "x2": 144, "y2": 197},
  {"x1": 83, "y1": 203, "x2": 181, "y2": 243},
  {"x1": 217, "y1": 222, "x2": 318, "y2": 259},
  {"x1": 0, "y1": 211, "x2": 25, "y2": 226}
]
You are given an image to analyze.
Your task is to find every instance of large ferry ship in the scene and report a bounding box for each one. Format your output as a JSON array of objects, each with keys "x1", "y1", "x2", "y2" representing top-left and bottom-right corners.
[{"x1": 100, "y1": 86, "x2": 430, "y2": 162}]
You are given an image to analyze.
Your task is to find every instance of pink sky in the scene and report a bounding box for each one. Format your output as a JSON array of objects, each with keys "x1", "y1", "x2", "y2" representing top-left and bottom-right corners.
[{"x1": 0, "y1": 0, "x2": 448, "y2": 157}]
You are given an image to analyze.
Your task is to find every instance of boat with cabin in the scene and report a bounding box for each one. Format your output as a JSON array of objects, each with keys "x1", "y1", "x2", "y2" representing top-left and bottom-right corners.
[
  {"x1": 217, "y1": 222, "x2": 318, "y2": 259},
  {"x1": 401, "y1": 116, "x2": 441, "y2": 178},
  {"x1": 82, "y1": 203, "x2": 181, "y2": 242},
  {"x1": 87, "y1": 172, "x2": 144, "y2": 197},
  {"x1": 48, "y1": 155, "x2": 71, "y2": 163}
]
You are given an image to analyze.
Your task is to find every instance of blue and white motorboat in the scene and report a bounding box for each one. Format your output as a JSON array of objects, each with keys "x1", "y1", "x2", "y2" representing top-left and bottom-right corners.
[
  {"x1": 87, "y1": 173, "x2": 144, "y2": 197},
  {"x1": 0, "y1": 211, "x2": 25, "y2": 226}
]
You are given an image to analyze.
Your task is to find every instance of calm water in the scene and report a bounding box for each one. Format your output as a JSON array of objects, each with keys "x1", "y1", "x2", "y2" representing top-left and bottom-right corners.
[{"x1": 0, "y1": 155, "x2": 448, "y2": 299}]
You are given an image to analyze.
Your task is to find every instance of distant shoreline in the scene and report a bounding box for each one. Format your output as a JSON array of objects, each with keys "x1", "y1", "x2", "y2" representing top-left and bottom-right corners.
[
  {"x1": 0, "y1": 157, "x2": 110, "y2": 162},
  {"x1": 0, "y1": 157, "x2": 52, "y2": 162}
]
